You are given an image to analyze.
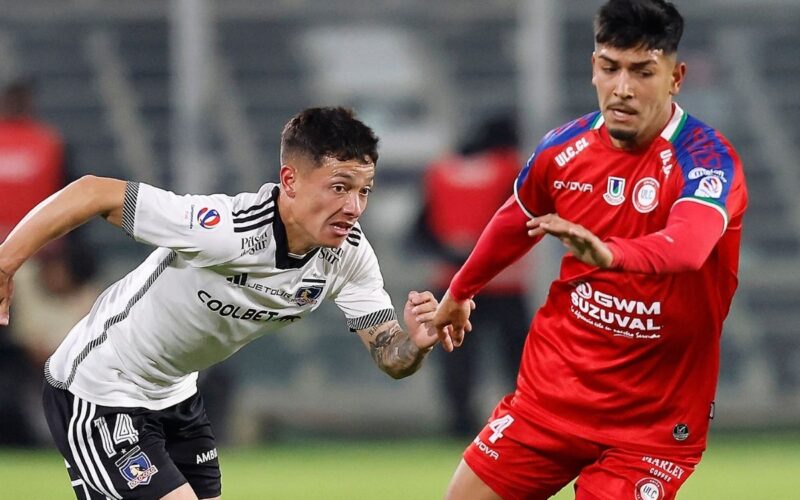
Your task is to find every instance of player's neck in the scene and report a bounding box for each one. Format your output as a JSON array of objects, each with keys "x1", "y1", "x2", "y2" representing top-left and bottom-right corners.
[{"x1": 276, "y1": 194, "x2": 315, "y2": 255}]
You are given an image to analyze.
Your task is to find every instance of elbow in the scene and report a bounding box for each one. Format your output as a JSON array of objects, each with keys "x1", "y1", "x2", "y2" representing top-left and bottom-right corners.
[
  {"x1": 382, "y1": 364, "x2": 414, "y2": 380},
  {"x1": 380, "y1": 359, "x2": 421, "y2": 380},
  {"x1": 72, "y1": 175, "x2": 105, "y2": 205},
  {"x1": 675, "y1": 252, "x2": 710, "y2": 273}
]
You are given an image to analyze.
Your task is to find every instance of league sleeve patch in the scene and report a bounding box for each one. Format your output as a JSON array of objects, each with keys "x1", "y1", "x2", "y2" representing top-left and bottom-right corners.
[
  {"x1": 694, "y1": 175, "x2": 724, "y2": 199},
  {"x1": 115, "y1": 446, "x2": 159, "y2": 489},
  {"x1": 197, "y1": 207, "x2": 222, "y2": 229}
]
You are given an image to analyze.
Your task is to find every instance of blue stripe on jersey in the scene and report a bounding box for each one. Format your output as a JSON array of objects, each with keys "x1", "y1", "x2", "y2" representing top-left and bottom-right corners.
[
  {"x1": 515, "y1": 111, "x2": 600, "y2": 189},
  {"x1": 672, "y1": 114, "x2": 737, "y2": 208}
]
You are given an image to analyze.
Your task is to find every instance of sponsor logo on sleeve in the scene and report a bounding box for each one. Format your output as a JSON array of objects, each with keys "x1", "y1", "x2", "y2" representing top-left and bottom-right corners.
[
  {"x1": 632, "y1": 177, "x2": 660, "y2": 213},
  {"x1": 659, "y1": 149, "x2": 674, "y2": 177},
  {"x1": 688, "y1": 167, "x2": 726, "y2": 182},
  {"x1": 197, "y1": 207, "x2": 221, "y2": 229},
  {"x1": 115, "y1": 446, "x2": 159, "y2": 489},
  {"x1": 694, "y1": 175, "x2": 724, "y2": 199},
  {"x1": 603, "y1": 177, "x2": 626, "y2": 206},
  {"x1": 635, "y1": 477, "x2": 665, "y2": 500}
]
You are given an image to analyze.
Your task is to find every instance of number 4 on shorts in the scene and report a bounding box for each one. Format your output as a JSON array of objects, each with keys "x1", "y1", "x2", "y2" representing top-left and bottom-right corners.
[{"x1": 487, "y1": 414, "x2": 514, "y2": 444}]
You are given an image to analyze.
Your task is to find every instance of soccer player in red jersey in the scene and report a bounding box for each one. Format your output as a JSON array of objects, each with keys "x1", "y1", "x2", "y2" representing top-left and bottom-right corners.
[{"x1": 433, "y1": 1, "x2": 748, "y2": 499}]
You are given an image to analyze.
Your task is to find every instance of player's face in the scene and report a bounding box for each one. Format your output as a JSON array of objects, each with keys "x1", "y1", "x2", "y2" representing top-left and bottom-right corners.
[
  {"x1": 280, "y1": 155, "x2": 375, "y2": 254},
  {"x1": 592, "y1": 44, "x2": 686, "y2": 149}
]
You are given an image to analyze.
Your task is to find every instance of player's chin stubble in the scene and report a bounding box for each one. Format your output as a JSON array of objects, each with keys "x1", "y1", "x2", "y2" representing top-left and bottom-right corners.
[{"x1": 608, "y1": 127, "x2": 638, "y2": 142}]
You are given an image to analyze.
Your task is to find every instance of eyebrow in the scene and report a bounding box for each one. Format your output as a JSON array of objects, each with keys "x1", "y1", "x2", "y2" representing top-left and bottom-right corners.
[
  {"x1": 597, "y1": 54, "x2": 657, "y2": 69},
  {"x1": 330, "y1": 172, "x2": 375, "y2": 184}
]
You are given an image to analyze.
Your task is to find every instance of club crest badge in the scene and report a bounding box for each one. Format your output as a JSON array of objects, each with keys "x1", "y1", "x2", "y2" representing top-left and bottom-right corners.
[
  {"x1": 603, "y1": 176, "x2": 626, "y2": 206},
  {"x1": 632, "y1": 177, "x2": 660, "y2": 213},
  {"x1": 115, "y1": 446, "x2": 159, "y2": 490},
  {"x1": 293, "y1": 285, "x2": 323, "y2": 306},
  {"x1": 635, "y1": 477, "x2": 664, "y2": 500}
]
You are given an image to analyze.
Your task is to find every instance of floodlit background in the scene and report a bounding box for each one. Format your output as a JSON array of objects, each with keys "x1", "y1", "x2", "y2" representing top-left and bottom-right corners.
[{"x1": 1, "y1": 0, "x2": 799, "y2": 498}]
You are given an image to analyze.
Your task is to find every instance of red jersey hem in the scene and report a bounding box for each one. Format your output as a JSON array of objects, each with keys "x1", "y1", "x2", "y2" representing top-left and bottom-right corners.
[{"x1": 511, "y1": 395, "x2": 707, "y2": 457}]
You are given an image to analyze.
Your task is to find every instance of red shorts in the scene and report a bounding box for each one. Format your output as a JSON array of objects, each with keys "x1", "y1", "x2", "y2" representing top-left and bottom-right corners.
[{"x1": 463, "y1": 395, "x2": 700, "y2": 500}]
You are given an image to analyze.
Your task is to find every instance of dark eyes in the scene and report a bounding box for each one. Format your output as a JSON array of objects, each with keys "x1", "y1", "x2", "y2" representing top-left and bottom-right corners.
[{"x1": 332, "y1": 185, "x2": 372, "y2": 196}]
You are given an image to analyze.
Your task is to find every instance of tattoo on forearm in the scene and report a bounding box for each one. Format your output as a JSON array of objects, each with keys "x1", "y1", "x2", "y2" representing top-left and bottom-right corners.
[{"x1": 368, "y1": 322, "x2": 427, "y2": 378}]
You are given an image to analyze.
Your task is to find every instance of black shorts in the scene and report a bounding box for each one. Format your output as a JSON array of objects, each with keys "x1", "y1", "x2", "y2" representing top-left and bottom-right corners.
[{"x1": 42, "y1": 382, "x2": 221, "y2": 499}]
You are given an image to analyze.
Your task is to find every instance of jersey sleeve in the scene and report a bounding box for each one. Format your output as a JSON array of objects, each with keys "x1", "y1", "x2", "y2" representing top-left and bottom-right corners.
[
  {"x1": 121, "y1": 181, "x2": 241, "y2": 267},
  {"x1": 513, "y1": 150, "x2": 553, "y2": 218},
  {"x1": 674, "y1": 128, "x2": 746, "y2": 231},
  {"x1": 330, "y1": 234, "x2": 397, "y2": 332}
]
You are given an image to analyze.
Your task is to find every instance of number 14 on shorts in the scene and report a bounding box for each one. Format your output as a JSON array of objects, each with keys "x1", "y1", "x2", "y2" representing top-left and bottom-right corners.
[
  {"x1": 93, "y1": 414, "x2": 140, "y2": 458},
  {"x1": 488, "y1": 414, "x2": 515, "y2": 444}
]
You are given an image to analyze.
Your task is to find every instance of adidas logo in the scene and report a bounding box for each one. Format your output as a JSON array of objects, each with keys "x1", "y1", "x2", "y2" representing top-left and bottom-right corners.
[{"x1": 226, "y1": 273, "x2": 248, "y2": 286}]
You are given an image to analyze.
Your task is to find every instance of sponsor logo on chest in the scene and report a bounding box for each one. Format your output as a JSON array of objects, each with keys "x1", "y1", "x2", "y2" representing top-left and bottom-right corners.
[
  {"x1": 570, "y1": 282, "x2": 662, "y2": 338},
  {"x1": 553, "y1": 179, "x2": 593, "y2": 192}
]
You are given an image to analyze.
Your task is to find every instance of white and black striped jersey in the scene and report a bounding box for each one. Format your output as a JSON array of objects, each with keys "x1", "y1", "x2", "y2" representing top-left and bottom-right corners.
[{"x1": 45, "y1": 182, "x2": 396, "y2": 410}]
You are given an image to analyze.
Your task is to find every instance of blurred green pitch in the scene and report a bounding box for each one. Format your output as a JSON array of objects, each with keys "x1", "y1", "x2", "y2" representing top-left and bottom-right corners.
[{"x1": 2, "y1": 432, "x2": 797, "y2": 499}]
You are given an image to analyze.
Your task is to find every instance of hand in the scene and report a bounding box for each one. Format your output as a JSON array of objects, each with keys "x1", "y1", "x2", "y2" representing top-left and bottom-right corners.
[
  {"x1": 432, "y1": 290, "x2": 475, "y2": 352},
  {"x1": 527, "y1": 214, "x2": 613, "y2": 268},
  {"x1": 403, "y1": 290, "x2": 440, "y2": 350},
  {"x1": 0, "y1": 266, "x2": 13, "y2": 326}
]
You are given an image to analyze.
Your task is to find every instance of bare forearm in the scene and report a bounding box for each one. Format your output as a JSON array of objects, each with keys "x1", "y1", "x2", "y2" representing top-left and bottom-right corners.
[
  {"x1": 0, "y1": 175, "x2": 126, "y2": 273},
  {"x1": 367, "y1": 322, "x2": 430, "y2": 379}
]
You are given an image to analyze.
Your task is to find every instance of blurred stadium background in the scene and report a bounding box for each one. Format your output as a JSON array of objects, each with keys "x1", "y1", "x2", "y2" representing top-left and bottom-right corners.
[{"x1": 1, "y1": 0, "x2": 799, "y2": 498}]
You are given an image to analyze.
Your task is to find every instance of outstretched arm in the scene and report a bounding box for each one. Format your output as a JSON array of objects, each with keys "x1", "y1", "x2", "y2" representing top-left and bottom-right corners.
[
  {"x1": 526, "y1": 201, "x2": 725, "y2": 273},
  {"x1": 433, "y1": 196, "x2": 539, "y2": 351},
  {"x1": 0, "y1": 175, "x2": 126, "y2": 324},
  {"x1": 355, "y1": 291, "x2": 439, "y2": 379}
]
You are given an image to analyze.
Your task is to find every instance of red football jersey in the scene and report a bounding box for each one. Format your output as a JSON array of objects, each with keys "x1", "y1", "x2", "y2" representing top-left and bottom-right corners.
[
  {"x1": 511, "y1": 104, "x2": 747, "y2": 455},
  {"x1": 0, "y1": 118, "x2": 64, "y2": 239},
  {"x1": 424, "y1": 149, "x2": 527, "y2": 293}
]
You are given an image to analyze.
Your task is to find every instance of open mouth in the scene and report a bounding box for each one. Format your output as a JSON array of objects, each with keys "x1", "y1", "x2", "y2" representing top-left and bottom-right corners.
[
  {"x1": 608, "y1": 106, "x2": 637, "y2": 120},
  {"x1": 330, "y1": 222, "x2": 353, "y2": 237}
]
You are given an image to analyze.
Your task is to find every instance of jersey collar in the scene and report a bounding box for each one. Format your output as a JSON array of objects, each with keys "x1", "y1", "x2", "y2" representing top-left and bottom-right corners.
[{"x1": 592, "y1": 103, "x2": 686, "y2": 149}]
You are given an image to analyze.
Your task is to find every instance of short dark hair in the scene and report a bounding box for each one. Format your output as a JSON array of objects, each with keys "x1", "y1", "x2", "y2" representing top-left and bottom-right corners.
[
  {"x1": 594, "y1": 0, "x2": 684, "y2": 54},
  {"x1": 280, "y1": 107, "x2": 379, "y2": 167}
]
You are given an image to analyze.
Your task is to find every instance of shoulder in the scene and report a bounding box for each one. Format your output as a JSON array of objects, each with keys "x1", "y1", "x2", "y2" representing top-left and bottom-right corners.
[
  {"x1": 534, "y1": 111, "x2": 601, "y2": 156},
  {"x1": 231, "y1": 183, "x2": 279, "y2": 234},
  {"x1": 516, "y1": 112, "x2": 600, "y2": 187},
  {"x1": 672, "y1": 114, "x2": 741, "y2": 172}
]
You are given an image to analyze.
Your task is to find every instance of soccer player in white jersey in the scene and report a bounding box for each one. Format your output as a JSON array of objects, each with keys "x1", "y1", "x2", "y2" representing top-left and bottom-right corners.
[{"x1": 0, "y1": 107, "x2": 445, "y2": 500}]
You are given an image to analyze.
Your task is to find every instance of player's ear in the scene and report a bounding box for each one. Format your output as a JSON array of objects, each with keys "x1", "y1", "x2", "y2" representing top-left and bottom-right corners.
[
  {"x1": 280, "y1": 164, "x2": 298, "y2": 198},
  {"x1": 669, "y1": 60, "x2": 687, "y2": 96},
  {"x1": 590, "y1": 51, "x2": 598, "y2": 86}
]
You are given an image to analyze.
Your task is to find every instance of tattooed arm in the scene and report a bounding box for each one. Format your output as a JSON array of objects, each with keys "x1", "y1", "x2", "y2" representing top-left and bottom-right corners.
[{"x1": 355, "y1": 291, "x2": 439, "y2": 379}]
